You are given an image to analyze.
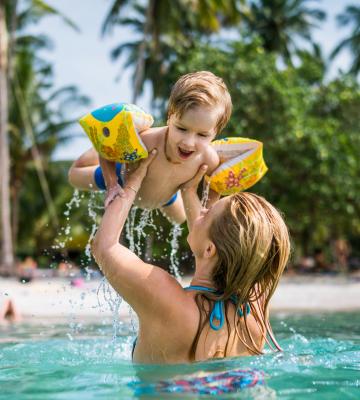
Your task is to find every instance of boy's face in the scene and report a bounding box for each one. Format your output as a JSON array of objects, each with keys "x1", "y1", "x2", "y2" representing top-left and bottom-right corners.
[{"x1": 167, "y1": 105, "x2": 220, "y2": 162}]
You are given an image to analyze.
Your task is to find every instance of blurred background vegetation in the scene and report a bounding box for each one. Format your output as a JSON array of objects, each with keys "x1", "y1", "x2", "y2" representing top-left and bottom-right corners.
[{"x1": 1, "y1": 0, "x2": 359, "y2": 274}]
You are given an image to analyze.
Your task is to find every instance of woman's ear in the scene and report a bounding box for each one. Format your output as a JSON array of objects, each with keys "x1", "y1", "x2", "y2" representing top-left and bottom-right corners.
[{"x1": 204, "y1": 241, "x2": 217, "y2": 259}]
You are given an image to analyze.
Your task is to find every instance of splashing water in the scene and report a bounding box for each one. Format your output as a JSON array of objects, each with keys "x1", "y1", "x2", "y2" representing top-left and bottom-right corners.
[
  {"x1": 83, "y1": 191, "x2": 103, "y2": 279},
  {"x1": 52, "y1": 190, "x2": 184, "y2": 341},
  {"x1": 201, "y1": 179, "x2": 211, "y2": 208},
  {"x1": 80, "y1": 192, "x2": 128, "y2": 339},
  {"x1": 125, "y1": 207, "x2": 138, "y2": 253},
  {"x1": 123, "y1": 207, "x2": 158, "y2": 333},
  {"x1": 133, "y1": 209, "x2": 156, "y2": 256},
  {"x1": 97, "y1": 277, "x2": 124, "y2": 344},
  {"x1": 53, "y1": 189, "x2": 81, "y2": 252},
  {"x1": 125, "y1": 207, "x2": 182, "y2": 280},
  {"x1": 169, "y1": 224, "x2": 182, "y2": 281}
]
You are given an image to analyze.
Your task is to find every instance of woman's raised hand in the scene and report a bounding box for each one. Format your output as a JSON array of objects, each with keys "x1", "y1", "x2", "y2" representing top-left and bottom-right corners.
[
  {"x1": 180, "y1": 164, "x2": 208, "y2": 192},
  {"x1": 124, "y1": 149, "x2": 158, "y2": 194},
  {"x1": 104, "y1": 149, "x2": 157, "y2": 208}
]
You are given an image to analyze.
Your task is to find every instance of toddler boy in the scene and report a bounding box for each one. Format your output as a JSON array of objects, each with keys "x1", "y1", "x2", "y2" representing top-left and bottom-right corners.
[{"x1": 68, "y1": 71, "x2": 232, "y2": 224}]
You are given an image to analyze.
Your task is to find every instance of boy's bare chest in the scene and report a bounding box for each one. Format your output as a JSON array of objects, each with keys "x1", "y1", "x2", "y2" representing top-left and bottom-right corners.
[
  {"x1": 147, "y1": 155, "x2": 202, "y2": 186},
  {"x1": 128, "y1": 155, "x2": 203, "y2": 208}
]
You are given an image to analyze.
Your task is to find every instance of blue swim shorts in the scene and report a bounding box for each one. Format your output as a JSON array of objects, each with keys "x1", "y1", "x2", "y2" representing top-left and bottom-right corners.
[{"x1": 94, "y1": 163, "x2": 178, "y2": 207}]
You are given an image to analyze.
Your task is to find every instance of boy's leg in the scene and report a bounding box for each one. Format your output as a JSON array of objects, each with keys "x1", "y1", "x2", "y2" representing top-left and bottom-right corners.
[
  {"x1": 99, "y1": 156, "x2": 125, "y2": 208},
  {"x1": 160, "y1": 192, "x2": 186, "y2": 225},
  {"x1": 68, "y1": 147, "x2": 99, "y2": 190}
]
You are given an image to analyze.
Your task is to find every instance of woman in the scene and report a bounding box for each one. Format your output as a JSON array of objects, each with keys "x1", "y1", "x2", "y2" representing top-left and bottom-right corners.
[{"x1": 91, "y1": 149, "x2": 290, "y2": 363}]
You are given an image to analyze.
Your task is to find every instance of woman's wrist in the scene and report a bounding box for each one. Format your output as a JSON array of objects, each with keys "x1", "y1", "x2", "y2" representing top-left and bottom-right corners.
[
  {"x1": 125, "y1": 185, "x2": 139, "y2": 195},
  {"x1": 181, "y1": 186, "x2": 197, "y2": 196}
]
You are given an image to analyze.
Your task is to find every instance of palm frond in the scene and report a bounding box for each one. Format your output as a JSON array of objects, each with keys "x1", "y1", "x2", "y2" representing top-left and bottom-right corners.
[
  {"x1": 31, "y1": 0, "x2": 80, "y2": 32},
  {"x1": 101, "y1": 0, "x2": 131, "y2": 36}
]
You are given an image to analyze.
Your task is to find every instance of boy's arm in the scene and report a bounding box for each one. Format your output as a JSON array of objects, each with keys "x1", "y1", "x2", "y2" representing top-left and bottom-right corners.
[
  {"x1": 98, "y1": 156, "x2": 125, "y2": 208},
  {"x1": 68, "y1": 147, "x2": 99, "y2": 190},
  {"x1": 68, "y1": 148, "x2": 124, "y2": 206}
]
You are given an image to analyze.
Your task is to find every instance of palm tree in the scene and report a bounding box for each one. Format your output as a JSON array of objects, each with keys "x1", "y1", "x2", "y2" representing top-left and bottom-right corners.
[
  {"x1": 331, "y1": 5, "x2": 360, "y2": 75},
  {"x1": 242, "y1": 0, "x2": 326, "y2": 62},
  {"x1": 102, "y1": 0, "x2": 243, "y2": 103},
  {"x1": 0, "y1": 0, "x2": 79, "y2": 272},
  {"x1": 9, "y1": 45, "x2": 89, "y2": 247},
  {"x1": 0, "y1": 0, "x2": 13, "y2": 271}
]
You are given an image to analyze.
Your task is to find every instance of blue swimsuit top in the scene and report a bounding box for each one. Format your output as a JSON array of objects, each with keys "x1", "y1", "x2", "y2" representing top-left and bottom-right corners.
[
  {"x1": 184, "y1": 285, "x2": 251, "y2": 331},
  {"x1": 131, "y1": 285, "x2": 250, "y2": 359}
]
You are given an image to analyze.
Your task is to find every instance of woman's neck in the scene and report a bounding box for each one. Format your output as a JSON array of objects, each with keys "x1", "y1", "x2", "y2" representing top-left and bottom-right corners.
[{"x1": 190, "y1": 257, "x2": 217, "y2": 288}]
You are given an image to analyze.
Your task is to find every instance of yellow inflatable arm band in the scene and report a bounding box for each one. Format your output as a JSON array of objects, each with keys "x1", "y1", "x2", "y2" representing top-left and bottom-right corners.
[
  {"x1": 205, "y1": 137, "x2": 268, "y2": 195},
  {"x1": 79, "y1": 103, "x2": 153, "y2": 162}
]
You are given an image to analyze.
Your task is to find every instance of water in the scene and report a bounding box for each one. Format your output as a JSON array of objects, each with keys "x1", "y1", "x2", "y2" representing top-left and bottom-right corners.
[
  {"x1": 1, "y1": 312, "x2": 359, "y2": 399},
  {"x1": 168, "y1": 224, "x2": 182, "y2": 281},
  {"x1": 201, "y1": 180, "x2": 211, "y2": 209}
]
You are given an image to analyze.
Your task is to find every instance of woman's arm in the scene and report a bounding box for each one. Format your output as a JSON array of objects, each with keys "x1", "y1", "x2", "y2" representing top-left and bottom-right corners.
[
  {"x1": 91, "y1": 150, "x2": 184, "y2": 317},
  {"x1": 180, "y1": 165, "x2": 208, "y2": 231}
]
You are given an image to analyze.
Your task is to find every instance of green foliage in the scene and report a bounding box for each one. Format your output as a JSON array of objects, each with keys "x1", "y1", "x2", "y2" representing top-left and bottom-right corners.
[
  {"x1": 332, "y1": 5, "x2": 360, "y2": 75},
  {"x1": 167, "y1": 39, "x2": 360, "y2": 255},
  {"x1": 103, "y1": 0, "x2": 245, "y2": 103},
  {"x1": 9, "y1": 0, "x2": 360, "y2": 266},
  {"x1": 241, "y1": 0, "x2": 326, "y2": 62},
  {"x1": 6, "y1": 0, "x2": 89, "y2": 263}
]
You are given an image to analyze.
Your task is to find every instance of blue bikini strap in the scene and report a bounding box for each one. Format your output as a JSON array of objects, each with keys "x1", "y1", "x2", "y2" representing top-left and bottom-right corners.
[{"x1": 184, "y1": 285, "x2": 250, "y2": 331}]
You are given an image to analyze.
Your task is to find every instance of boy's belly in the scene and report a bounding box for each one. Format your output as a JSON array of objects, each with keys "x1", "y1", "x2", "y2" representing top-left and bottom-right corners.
[
  {"x1": 134, "y1": 178, "x2": 180, "y2": 209},
  {"x1": 123, "y1": 153, "x2": 202, "y2": 209}
]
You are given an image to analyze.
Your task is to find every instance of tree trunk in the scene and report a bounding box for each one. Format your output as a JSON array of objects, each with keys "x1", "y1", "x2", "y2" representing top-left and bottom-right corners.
[
  {"x1": 11, "y1": 179, "x2": 21, "y2": 248},
  {"x1": 0, "y1": 1, "x2": 15, "y2": 272}
]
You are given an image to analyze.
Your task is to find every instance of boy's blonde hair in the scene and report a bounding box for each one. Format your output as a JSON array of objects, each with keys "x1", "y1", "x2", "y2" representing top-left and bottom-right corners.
[{"x1": 167, "y1": 71, "x2": 232, "y2": 134}]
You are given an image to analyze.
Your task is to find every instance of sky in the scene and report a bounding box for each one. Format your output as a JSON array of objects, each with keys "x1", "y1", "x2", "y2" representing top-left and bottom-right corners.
[{"x1": 30, "y1": 0, "x2": 356, "y2": 160}]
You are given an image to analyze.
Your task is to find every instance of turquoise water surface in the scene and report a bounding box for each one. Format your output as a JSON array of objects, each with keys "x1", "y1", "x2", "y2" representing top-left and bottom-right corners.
[{"x1": 1, "y1": 312, "x2": 359, "y2": 399}]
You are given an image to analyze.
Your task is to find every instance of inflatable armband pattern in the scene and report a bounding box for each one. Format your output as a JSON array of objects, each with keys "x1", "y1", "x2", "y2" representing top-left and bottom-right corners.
[
  {"x1": 206, "y1": 137, "x2": 268, "y2": 195},
  {"x1": 79, "y1": 103, "x2": 153, "y2": 162}
]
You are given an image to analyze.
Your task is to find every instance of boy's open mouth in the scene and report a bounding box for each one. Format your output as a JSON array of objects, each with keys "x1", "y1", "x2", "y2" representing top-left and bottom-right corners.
[{"x1": 178, "y1": 146, "x2": 194, "y2": 160}]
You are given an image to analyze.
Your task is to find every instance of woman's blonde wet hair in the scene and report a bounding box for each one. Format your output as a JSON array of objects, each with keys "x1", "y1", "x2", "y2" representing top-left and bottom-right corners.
[
  {"x1": 167, "y1": 71, "x2": 232, "y2": 134},
  {"x1": 190, "y1": 192, "x2": 291, "y2": 360}
]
